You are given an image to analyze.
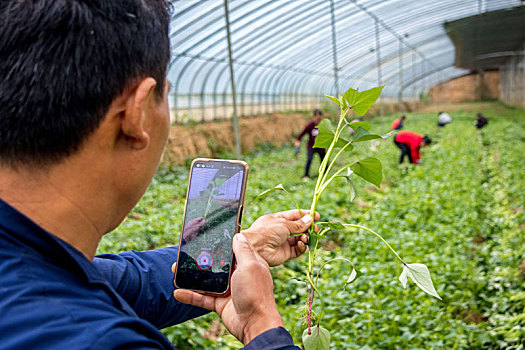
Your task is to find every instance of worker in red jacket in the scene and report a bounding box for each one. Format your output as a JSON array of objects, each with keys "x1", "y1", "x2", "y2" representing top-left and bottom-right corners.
[{"x1": 394, "y1": 130, "x2": 431, "y2": 164}]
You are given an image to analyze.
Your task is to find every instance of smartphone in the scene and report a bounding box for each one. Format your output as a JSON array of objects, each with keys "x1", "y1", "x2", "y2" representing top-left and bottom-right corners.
[{"x1": 174, "y1": 158, "x2": 249, "y2": 296}]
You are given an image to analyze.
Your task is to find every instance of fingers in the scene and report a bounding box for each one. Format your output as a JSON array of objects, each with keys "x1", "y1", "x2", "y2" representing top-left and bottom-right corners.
[
  {"x1": 274, "y1": 209, "x2": 320, "y2": 222},
  {"x1": 295, "y1": 234, "x2": 308, "y2": 255},
  {"x1": 296, "y1": 240, "x2": 307, "y2": 255},
  {"x1": 173, "y1": 289, "x2": 218, "y2": 312},
  {"x1": 171, "y1": 262, "x2": 177, "y2": 274},
  {"x1": 281, "y1": 213, "x2": 315, "y2": 236},
  {"x1": 285, "y1": 233, "x2": 308, "y2": 258}
]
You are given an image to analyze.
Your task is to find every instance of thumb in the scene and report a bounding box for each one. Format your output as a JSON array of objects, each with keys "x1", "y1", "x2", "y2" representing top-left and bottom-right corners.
[
  {"x1": 233, "y1": 234, "x2": 258, "y2": 266},
  {"x1": 286, "y1": 214, "x2": 313, "y2": 234}
]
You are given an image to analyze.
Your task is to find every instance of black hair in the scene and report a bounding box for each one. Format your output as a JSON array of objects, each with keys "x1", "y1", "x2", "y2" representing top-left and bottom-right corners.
[
  {"x1": 423, "y1": 135, "x2": 432, "y2": 144},
  {"x1": 0, "y1": 0, "x2": 172, "y2": 167},
  {"x1": 313, "y1": 109, "x2": 323, "y2": 116}
]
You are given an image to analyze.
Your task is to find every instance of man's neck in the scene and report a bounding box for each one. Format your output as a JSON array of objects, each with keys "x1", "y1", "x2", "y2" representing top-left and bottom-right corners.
[{"x1": 0, "y1": 164, "x2": 109, "y2": 261}]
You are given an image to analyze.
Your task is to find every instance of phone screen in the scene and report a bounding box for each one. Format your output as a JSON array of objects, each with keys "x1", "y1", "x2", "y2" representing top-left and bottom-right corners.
[{"x1": 175, "y1": 160, "x2": 246, "y2": 294}]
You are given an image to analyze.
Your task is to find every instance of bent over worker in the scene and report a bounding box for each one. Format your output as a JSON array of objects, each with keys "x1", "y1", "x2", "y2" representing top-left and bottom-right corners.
[{"x1": 393, "y1": 130, "x2": 432, "y2": 164}]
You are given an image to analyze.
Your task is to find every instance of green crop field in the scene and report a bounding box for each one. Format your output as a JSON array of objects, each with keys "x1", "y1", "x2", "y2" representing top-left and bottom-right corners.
[{"x1": 98, "y1": 101, "x2": 524, "y2": 349}]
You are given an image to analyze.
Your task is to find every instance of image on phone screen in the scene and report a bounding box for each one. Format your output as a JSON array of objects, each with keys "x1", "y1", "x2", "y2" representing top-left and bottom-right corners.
[{"x1": 176, "y1": 160, "x2": 246, "y2": 294}]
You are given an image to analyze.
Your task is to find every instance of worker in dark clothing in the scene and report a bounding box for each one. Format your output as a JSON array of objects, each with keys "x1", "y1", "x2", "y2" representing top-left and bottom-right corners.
[
  {"x1": 392, "y1": 115, "x2": 406, "y2": 130},
  {"x1": 475, "y1": 113, "x2": 488, "y2": 129},
  {"x1": 394, "y1": 130, "x2": 431, "y2": 164},
  {"x1": 295, "y1": 109, "x2": 326, "y2": 179}
]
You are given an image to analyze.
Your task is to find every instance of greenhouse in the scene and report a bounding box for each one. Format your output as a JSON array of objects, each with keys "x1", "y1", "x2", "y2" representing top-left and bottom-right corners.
[
  {"x1": 0, "y1": 1, "x2": 524, "y2": 349},
  {"x1": 169, "y1": 0, "x2": 525, "y2": 125}
]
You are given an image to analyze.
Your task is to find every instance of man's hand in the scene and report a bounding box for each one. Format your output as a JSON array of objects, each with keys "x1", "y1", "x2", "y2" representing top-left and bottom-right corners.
[
  {"x1": 173, "y1": 234, "x2": 283, "y2": 345},
  {"x1": 242, "y1": 210, "x2": 320, "y2": 267}
]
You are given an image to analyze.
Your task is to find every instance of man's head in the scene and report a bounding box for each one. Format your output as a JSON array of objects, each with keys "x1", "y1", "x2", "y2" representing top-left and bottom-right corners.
[
  {"x1": 0, "y1": 0, "x2": 174, "y2": 239},
  {"x1": 401, "y1": 115, "x2": 406, "y2": 121},
  {"x1": 0, "y1": 0, "x2": 172, "y2": 168},
  {"x1": 422, "y1": 135, "x2": 432, "y2": 147}
]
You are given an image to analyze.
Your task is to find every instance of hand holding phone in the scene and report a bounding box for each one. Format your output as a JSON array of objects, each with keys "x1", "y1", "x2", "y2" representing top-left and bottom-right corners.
[
  {"x1": 174, "y1": 158, "x2": 248, "y2": 296},
  {"x1": 174, "y1": 234, "x2": 284, "y2": 345}
]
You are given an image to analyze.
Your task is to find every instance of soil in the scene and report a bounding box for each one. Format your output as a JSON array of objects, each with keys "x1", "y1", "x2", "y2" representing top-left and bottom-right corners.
[{"x1": 163, "y1": 113, "x2": 309, "y2": 164}]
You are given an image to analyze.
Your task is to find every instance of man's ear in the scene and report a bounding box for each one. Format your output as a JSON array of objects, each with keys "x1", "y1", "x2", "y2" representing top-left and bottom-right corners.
[{"x1": 121, "y1": 78, "x2": 158, "y2": 150}]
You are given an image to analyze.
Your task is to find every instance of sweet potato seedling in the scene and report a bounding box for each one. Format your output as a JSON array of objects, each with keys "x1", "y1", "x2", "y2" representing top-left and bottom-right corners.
[{"x1": 255, "y1": 86, "x2": 441, "y2": 350}]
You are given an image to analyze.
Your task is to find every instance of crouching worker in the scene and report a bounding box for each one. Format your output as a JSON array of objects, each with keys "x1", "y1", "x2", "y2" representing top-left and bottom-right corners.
[
  {"x1": 393, "y1": 130, "x2": 432, "y2": 164},
  {"x1": 391, "y1": 115, "x2": 406, "y2": 130},
  {"x1": 437, "y1": 111, "x2": 452, "y2": 127},
  {"x1": 0, "y1": 1, "x2": 315, "y2": 349},
  {"x1": 475, "y1": 113, "x2": 488, "y2": 129}
]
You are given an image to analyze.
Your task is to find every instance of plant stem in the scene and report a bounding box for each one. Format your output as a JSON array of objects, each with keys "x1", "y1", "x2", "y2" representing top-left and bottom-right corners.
[
  {"x1": 316, "y1": 162, "x2": 357, "y2": 197},
  {"x1": 282, "y1": 189, "x2": 303, "y2": 216},
  {"x1": 305, "y1": 273, "x2": 324, "y2": 325},
  {"x1": 318, "y1": 141, "x2": 353, "y2": 189},
  {"x1": 343, "y1": 224, "x2": 406, "y2": 265},
  {"x1": 307, "y1": 287, "x2": 314, "y2": 334},
  {"x1": 314, "y1": 257, "x2": 354, "y2": 286},
  {"x1": 305, "y1": 107, "x2": 351, "y2": 329},
  {"x1": 313, "y1": 108, "x2": 348, "y2": 195}
]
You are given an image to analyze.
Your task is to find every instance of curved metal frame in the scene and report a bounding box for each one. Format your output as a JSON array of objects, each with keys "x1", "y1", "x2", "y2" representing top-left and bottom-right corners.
[{"x1": 168, "y1": 0, "x2": 521, "y2": 122}]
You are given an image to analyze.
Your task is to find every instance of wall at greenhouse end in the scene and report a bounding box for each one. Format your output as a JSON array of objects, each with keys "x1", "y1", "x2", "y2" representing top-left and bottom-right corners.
[
  {"x1": 428, "y1": 71, "x2": 499, "y2": 103},
  {"x1": 163, "y1": 113, "x2": 308, "y2": 164},
  {"x1": 500, "y1": 41, "x2": 525, "y2": 108}
]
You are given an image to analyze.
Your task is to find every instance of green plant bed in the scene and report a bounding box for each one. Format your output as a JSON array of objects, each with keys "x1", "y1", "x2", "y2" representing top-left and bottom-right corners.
[{"x1": 98, "y1": 102, "x2": 525, "y2": 349}]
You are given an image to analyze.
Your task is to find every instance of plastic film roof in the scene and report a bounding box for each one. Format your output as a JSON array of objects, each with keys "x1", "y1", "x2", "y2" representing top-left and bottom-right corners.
[{"x1": 169, "y1": 0, "x2": 523, "y2": 107}]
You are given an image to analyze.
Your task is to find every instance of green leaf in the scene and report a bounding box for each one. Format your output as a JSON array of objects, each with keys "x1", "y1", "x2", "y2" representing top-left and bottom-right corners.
[
  {"x1": 253, "y1": 184, "x2": 285, "y2": 201},
  {"x1": 345, "y1": 267, "x2": 357, "y2": 285},
  {"x1": 352, "y1": 127, "x2": 382, "y2": 143},
  {"x1": 308, "y1": 232, "x2": 320, "y2": 250},
  {"x1": 350, "y1": 157, "x2": 382, "y2": 187},
  {"x1": 302, "y1": 326, "x2": 331, "y2": 350},
  {"x1": 347, "y1": 121, "x2": 371, "y2": 131},
  {"x1": 352, "y1": 128, "x2": 392, "y2": 143},
  {"x1": 399, "y1": 263, "x2": 442, "y2": 300},
  {"x1": 343, "y1": 86, "x2": 385, "y2": 116},
  {"x1": 324, "y1": 222, "x2": 346, "y2": 231},
  {"x1": 313, "y1": 119, "x2": 349, "y2": 148},
  {"x1": 326, "y1": 95, "x2": 343, "y2": 106},
  {"x1": 213, "y1": 177, "x2": 227, "y2": 188}
]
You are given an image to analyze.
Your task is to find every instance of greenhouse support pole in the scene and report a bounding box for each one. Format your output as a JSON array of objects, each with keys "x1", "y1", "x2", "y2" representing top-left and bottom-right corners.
[
  {"x1": 329, "y1": 0, "x2": 340, "y2": 96},
  {"x1": 374, "y1": 19, "x2": 383, "y2": 117},
  {"x1": 398, "y1": 39, "x2": 403, "y2": 103},
  {"x1": 223, "y1": 0, "x2": 242, "y2": 159}
]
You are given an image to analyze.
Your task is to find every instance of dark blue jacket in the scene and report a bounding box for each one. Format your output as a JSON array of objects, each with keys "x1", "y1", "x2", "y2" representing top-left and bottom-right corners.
[{"x1": 0, "y1": 198, "x2": 298, "y2": 349}]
